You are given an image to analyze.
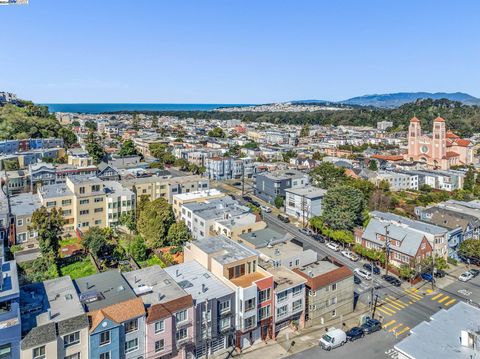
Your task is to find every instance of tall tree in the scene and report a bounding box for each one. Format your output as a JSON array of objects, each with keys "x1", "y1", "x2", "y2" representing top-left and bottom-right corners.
[
  {"x1": 368, "y1": 159, "x2": 378, "y2": 171},
  {"x1": 310, "y1": 162, "x2": 347, "y2": 189},
  {"x1": 464, "y1": 167, "x2": 476, "y2": 193},
  {"x1": 30, "y1": 206, "x2": 64, "y2": 260},
  {"x1": 207, "y1": 127, "x2": 225, "y2": 138},
  {"x1": 137, "y1": 198, "x2": 175, "y2": 248},
  {"x1": 321, "y1": 185, "x2": 365, "y2": 231},
  {"x1": 81, "y1": 227, "x2": 109, "y2": 258},
  {"x1": 118, "y1": 139, "x2": 139, "y2": 157},
  {"x1": 166, "y1": 222, "x2": 192, "y2": 247}
]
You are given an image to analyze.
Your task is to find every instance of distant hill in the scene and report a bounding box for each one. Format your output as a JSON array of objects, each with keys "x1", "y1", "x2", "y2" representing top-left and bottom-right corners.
[{"x1": 340, "y1": 92, "x2": 480, "y2": 108}]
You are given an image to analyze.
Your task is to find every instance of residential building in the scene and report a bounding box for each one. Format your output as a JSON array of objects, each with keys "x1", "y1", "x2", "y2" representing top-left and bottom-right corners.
[
  {"x1": 75, "y1": 271, "x2": 146, "y2": 359},
  {"x1": 255, "y1": 170, "x2": 309, "y2": 205},
  {"x1": 20, "y1": 276, "x2": 89, "y2": 359},
  {"x1": 103, "y1": 181, "x2": 135, "y2": 228},
  {"x1": 205, "y1": 157, "x2": 254, "y2": 180},
  {"x1": 184, "y1": 235, "x2": 275, "y2": 349},
  {"x1": 293, "y1": 260, "x2": 354, "y2": 325},
  {"x1": 123, "y1": 265, "x2": 195, "y2": 359},
  {"x1": 172, "y1": 189, "x2": 225, "y2": 219},
  {"x1": 285, "y1": 186, "x2": 327, "y2": 221},
  {"x1": 67, "y1": 148, "x2": 94, "y2": 167},
  {"x1": 212, "y1": 212, "x2": 266, "y2": 240},
  {"x1": 371, "y1": 171, "x2": 419, "y2": 191},
  {"x1": 165, "y1": 261, "x2": 236, "y2": 358},
  {"x1": 377, "y1": 121, "x2": 393, "y2": 131}
]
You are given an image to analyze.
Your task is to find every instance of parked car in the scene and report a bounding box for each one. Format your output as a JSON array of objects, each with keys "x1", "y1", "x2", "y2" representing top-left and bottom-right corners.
[
  {"x1": 354, "y1": 275, "x2": 362, "y2": 285},
  {"x1": 434, "y1": 269, "x2": 446, "y2": 278},
  {"x1": 312, "y1": 234, "x2": 325, "y2": 243},
  {"x1": 228, "y1": 194, "x2": 236, "y2": 200},
  {"x1": 459, "y1": 271, "x2": 474, "y2": 282},
  {"x1": 260, "y1": 205, "x2": 272, "y2": 213},
  {"x1": 277, "y1": 214, "x2": 290, "y2": 223},
  {"x1": 319, "y1": 328, "x2": 347, "y2": 351},
  {"x1": 340, "y1": 250, "x2": 359, "y2": 262},
  {"x1": 233, "y1": 181, "x2": 242, "y2": 186},
  {"x1": 469, "y1": 269, "x2": 480, "y2": 278},
  {"x1": 346, "y1": 327, "x2": 365, "y2": 341},
  {"x1": 382, "y1": 274, "x2": 401, "y2": 287},
  {"x1": 361, "y1": 319, "x2": 382, "y2": 334},
  {"x1": 354, "y1": 268, "x2": 372, "y2": 280},
  {"x1": 326, "y1": 242, "x2": 341, "y2": 252},
  {"x1": 243, "y1": 195, "x2": 253, "y2": 202},
  {"x1": 363, "y1": 263, "x2": 381, "y2": 275},
  {"x1": 421, "y1": 273, "x2": 434, "y2": 282},
  {"x1": 299, "y1": 228, "x2": 314, "y2": 236}
]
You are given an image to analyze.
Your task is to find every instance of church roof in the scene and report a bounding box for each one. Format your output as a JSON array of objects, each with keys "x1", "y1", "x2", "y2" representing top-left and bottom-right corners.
[
  {"x1": 410, "y1": 117, "x2": 420, "y2": 123},
  {"x1": 434, "y1": 116, "x2": 445, "y2": 122},
  {"x1": 446, "y1": 131, "x2": 459, "y2": 139},
  {"x1": 444, "y1": 151, "x2": 460, "y2": 159}
]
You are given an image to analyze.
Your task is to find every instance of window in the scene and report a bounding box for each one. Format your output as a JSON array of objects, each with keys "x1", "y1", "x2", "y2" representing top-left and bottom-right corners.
[
  {"x1": 155, "y1": 339, "x2": 165, "y2": 352},
  {"x1": 94, "y1": 207, "x2": 103, "y2": 213},
  {"x1": 331, "y1": 283, "x2": 337, "y2": 291},
  {"x1": 125, "y1": 338, "x2": 138, "y2": 353},
  {"x1": 16, "y1": 232, "x2": 27, "y2": 243},
  {"x1": 154, "y1": 320, "x2": 165, "y2": 333},
  {"x1": 258, "y1": 288, "x2": 271, "y2": 303},
  {"x1": 63, "y1": 209, "x2": 72, "y2": 216},
  {"x1": 46, "y1": 201, "x2": 56, "y2": 207},
  {"x1": 244, "y1": 316, "x2": 256, "y2": 330},
  {"x1": 80, "y1": 199, "x2": 89, "y2": 205},
  {"x1": 94, "y1": 197, "x2": 104, "y2": 203},
  {"x1": 176, "y1": 328, "x2": 188, "y2": 341},
  {"x1": 17, "y1": 219, "x2": 23, "y2": 226},
  {"x1": 79, "y1": 187, "x2": 85, "y2": 194},
  {"x1": 244, "y1": 298, "x2": 255, "y2": 312},
  {"x1": 32, "y1": 346, "x2": 45, "y2": 359},
  {"x1": 292, "y1": 299, "x2": 302, "y2": 312},
  {"x1": 277, "y1": 291, "x2": 288, "y2": 302},
  {"x1": 220, "y1": 317, "x2": 231, "y2": 331},
  {"x1": 124, "y1": 318, "x2": 138, "y2": 333},
  {"x1": 99, "y1": 330, "x2": 110, "y2": 346},
  {"x1": 92, "y1": 185, "x2": 100, "y2": 192},
  {"x1": 292, "y1": 285, "x2": 303, "y2": 297},
  {"x1": 65, "y1": 353, "x2": 80, "y2": 359},
  {"x1": 175, "y1": 309, "x2": 188, "y2": 323},
  {"x1": 258, "y1": 305, "x2": 271, "y2": 320},
  {"x1": 95, "y1": 220, "x2": 102, "y2": 225},
  {"x1": 331, "y1": 309, "x2": 337, "y2": 317},
  {"x1": 219, "y1": 300, "x2": 230, "y2": 314},
  {"x1": 64, "y1": 331, "x2": 80, "y2": 348},
  {"x1": 80, "y1": 210, "x2": 89, "y2": 215},
  {"x1": 309, "y1": 289, "x2": 317, "y2": 297},
  {"x1": 228, "y1": 264, "x2": 245, "y2": 279},
  {"x1": 295, "y1": 258, "x2": 300, "y2": 266},
  {"x1": 0, "y1": 344, "x2": 11, "y2": 359},
  {"x1": 277, "y1": 305, "x2": 288, "y2": 318},
  {"x1": 100, "y1": 352, "x2": 110, "y2": 359}
]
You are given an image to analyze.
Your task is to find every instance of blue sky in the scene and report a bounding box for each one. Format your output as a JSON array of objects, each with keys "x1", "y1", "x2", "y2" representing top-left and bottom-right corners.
[{"x1": 0, "y1": 0, "x2": 479, "y2": 103}]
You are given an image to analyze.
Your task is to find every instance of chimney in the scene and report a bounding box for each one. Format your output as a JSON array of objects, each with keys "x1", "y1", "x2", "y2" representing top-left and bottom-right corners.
[
  {"x1": 176, "y1": 269, "x2": 180, "y2": 277},
  {"x1": 308, "y1": 270, "x2": 314, "y2": 278},
  {"x1": 202, "y1": 284, "x2": 207, "y2": 293}
]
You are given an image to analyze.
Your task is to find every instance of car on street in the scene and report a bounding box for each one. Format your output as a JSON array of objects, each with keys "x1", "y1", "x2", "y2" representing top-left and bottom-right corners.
[
  {"x1": 382, "y1": 274, "x2": 401, "y2": 287},
  {"x1": 312, "y1": 234, "x2": 325, "y2": 243},
  {"x1": 340, "y1": 250, "x2": 359, "y2": 262},
  {"x1": 242, "y1": 195, "x2": 253, "y2": 202},
  {"x1": 299, "y1": 228, "x2": 314, "y2": 236},
  {"x1": 346, "y1": 327, "x2": 365, "y2": 341},
  {"x1": 228, "y1": 194, "x2": 236, "y2": 200},
  {"x1": 469, "y1": 269, "x2": 480, "y2": 278},
  {"x1": 260, "y1": 205, "x2": 272, "y2": 213},
  {"x1": 354, "y1": 268, "x2": 372, "y2": 280},
  {"x1": 251, "y1": 201, "x2": 261, "y2": 207},
  {"x1": 361, "y1": 319, "x2": 382, "y2": 334},
  {"x1": 434, "y1": 269, "x2": 446, "y2": 278},
  {"x1": 421, "y1": 273, "x2": 434, "y2": 282},
  {"x1": 319, "y1": 328, "x2": 347, "y2": 351},
  {"x1": 353, "y1": 275, "x2": 362, "y2": 285},
  {"x1": 233, "y1": 181, "x2": 242, "y2": 186},
  {"x1": 363, "y1": 263, "x2": 381, "y2": 275},
  {"x1": 459, "y1": 271, "x2": 474, "y2": 282},
  {"x1": 277, "y1": 214, "x2": 290, "y2": 223},
  {"x1": 326, "y1": 242, "x2": 341, "y2": 252}
]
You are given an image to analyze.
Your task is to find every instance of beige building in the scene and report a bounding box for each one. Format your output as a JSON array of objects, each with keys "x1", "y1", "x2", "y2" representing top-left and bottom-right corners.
[
  {"x1": 172, "y1": 188, "x2": 225, "y2": 218},
  {"x1": 213, "y1": 213, "x2": 267, "y2": 240}
]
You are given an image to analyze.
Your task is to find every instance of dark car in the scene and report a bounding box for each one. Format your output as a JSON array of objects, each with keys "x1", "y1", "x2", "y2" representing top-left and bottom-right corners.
[
  {"x1": 382, "y1": 274, "x2": 401, "y2": 287},
  {"x1": 434, "y1": 269, "x2": 446, "y2": 278},
  {"x1": 242, "y1": 196, "x2": 253, "y2": 202},
  {"x1": 346, "y1": 327, "x2": 365, "y2": 341},
  {"x1": 233, "y1": 181, "x2": 242, "y2": 186},
  {"x1": 313, "y1": 234, "x2": 325, "y2": 243},
  {"x1": 228, "y1": 194, "x2": 236, "y2": 200},
  {"x1": 469, "y1": 269, "x2": 480, "y2": 278},
  {"x1": 363, "y1": 263, "x2": 381, "y2": 275},
  {"x1": 361, "y1": 319, "x2": 382, "y2": 334},
  {"x1": 277, "y1": 214, "x2": 290, "y2": 223},
  {"x1": 354, "y1": 275, "x2": 362, "y2": 285},
  {"x1": 251, "y1": 201, "x2": 261, "y2": 207}
]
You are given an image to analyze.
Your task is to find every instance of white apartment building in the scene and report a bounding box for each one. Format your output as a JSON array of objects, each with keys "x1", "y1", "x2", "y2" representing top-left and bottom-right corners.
[
  {"x1": 104, "y1": 181, "x2": 136, "y2": 227},
  {"x1": 285, "y1": 186, "x2": 326, "y2": 220}
]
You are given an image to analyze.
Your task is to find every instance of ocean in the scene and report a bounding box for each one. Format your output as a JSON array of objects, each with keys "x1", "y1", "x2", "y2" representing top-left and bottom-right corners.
[{"x1": 43, "y1": 103, "x2": 250, "y2": 114}]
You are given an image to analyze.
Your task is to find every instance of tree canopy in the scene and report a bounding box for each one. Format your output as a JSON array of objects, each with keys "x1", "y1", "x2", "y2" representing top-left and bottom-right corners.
[
  {"x1": 321, "y1": 185, "x2": 366, "y2": 231},
  {"x1": 136, "y1": 198, "x2": 176, "y2": 248},
  {"x1": 30, "y1": 206, "x2": 64, "y2": 260},
  {"x1": 118, "y1": 139, "x2": 140, "y2": 157}
]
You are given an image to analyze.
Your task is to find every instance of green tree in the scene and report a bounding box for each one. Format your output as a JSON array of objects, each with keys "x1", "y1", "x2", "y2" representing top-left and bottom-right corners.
[
  {"x1": 151, "y1": 116, "x2": 158, "y2": 128},
  {"x1": 3, "y1": 159, "x2": 19, "y2": 171},
  {"x1": 166, "y1": 221, "x2": 192, "y2": 247},
  {"x1": 30, "y1": 206, "x2": 64, "y2": 260},
  {"x1": 84, "y1": 120, "x2": 97, "y2": 131},
  {"x1": 207, "y1": 127, "x2": 225, "y2": 138},
  {"x1": 58, "y1": 127, "x2": 77, "y2": 148},
  {"x1": 312, "y1": 151, "x2": 325, "y2": 161},
  {"x1": 300, "y1": 124, "x2": 310, "y2": 137},
  {"x1": 274, "y1": 195, "x2": 284, "y2": 209},
  {"x1": 119, "y1": 211, "x2": 137, "y2": 232},
  {"x1": 399, "y1": 264, "x2": 415, "y2": 280},
  {"x1": 310, "y1": 162, "x2": 347, "y2": 189},
  {"x1": 128, "y1": 235, "x2": 148, "y2": 262},
  {"x1": 118, "y1": 139, "x2": 139, "y2": 157},
  {"x1": 464, "y1": 167, "x2": 476, "y2": 193},
  {"x1": 458, "y1": 239, "x2": 480, "y2": 259},
  {"x1": 85, "y1": 131, "x2": 105, "y2": 164},
  {"x1": 321, "y1": 185, "x2": 365, "y2": 231},
  {"x1": 243, "y1": 141, "x2": 259, "y2": 149},
  {"x1": 368, "y1": 159, "x2": 378, "y2": 171},
  {"x1": 282, "y1": 150, "x2": 296, "y2": 163},
  {"x1": 81, "y1": 227, "x2": 109, "y2": 258},
  {"x1": 137, "y1": 198, "x2": 175, "y2": 248}
]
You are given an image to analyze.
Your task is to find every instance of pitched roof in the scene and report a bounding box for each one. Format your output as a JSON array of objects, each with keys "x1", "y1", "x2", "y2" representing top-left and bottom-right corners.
[
  {"x1": 147, "y1": 294, "x2": 193, "y2": 323},
  {"x1": 410, "y1": 117, "x2": 420, "y2": 123},
  {"x1": 434, "y1": 116, "x2": 445, "y2": 122},
  {"x1": 89, "y1": 297, "x2": 145, "y2": 332}
]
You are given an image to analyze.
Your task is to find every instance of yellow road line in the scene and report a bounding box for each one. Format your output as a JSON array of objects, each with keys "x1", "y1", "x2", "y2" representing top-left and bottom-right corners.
[
  {"x1": 438, "y1": 295, "x2": 450, "y2": 303},
  {"x1": 396, "y1": 326, "x2": 411, "y2": 336},
  {"x1": 408, "y1": 288, "x2": 423, "y2": 299},
  {"x1": 383, "y1": 320, "x2": 396, "y2": 328},
  {"x1": 383, "y1": 299, "x2": 403, "y2": 311},
  {"x1": 379, "y1": 305, "x2": 396, "y2": 314},
  {"x1": 405, "y1": 289, "x2": 423, "y2": 300},
  {"x1": 444, "y1": 299, "x2": 457, "y2": 306},
  {"x1": 386, "y1": 296, "x2": 407, "y2": 308},
  {"x1": 376, "y1": 307, "x2": 393, "y2": 316},
  {"x1": 389, "y1": 323, "x2": 403, "y2": 332},
  {"x1": 431, "y1": 293, "x2": 443, "y2": 301},
  {"x1": 404, "y1": 292, "x2": 421, "y2": 301},
  {"x1": 426, "y1": 289, "x2": 433, "y2": 294}
]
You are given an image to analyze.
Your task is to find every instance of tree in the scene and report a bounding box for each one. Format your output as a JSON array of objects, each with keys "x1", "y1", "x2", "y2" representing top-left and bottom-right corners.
[
  {"x1": 458, "y1": 239, "x2": 480, "y2": 260},
  {"x1": 151, "y1": 116, "x2": 158, "y2": 128},
  {"x1": 166, "y1": 222, "x2": 192, "y2": 247},
  {"x1": 84, "y1": 120, "x2": 97, "y2": 131},
  {"x1": 137, "y1": 198, "x2": 175, "y2": 248},
  {"x1": 368, "y1": 189, "x2": 393, "y2": 212},
  {"x1": 464, "y1": 167, "x2": 476, "y2": 193},
  {"x1": 128, "y1": 235, "x2": 148, "y2": 262},
  {"x1": 399, "y1": 264, "x2": 415, "y2": 280},
  {"x1": 149, "y1": 143, "x2": 175, "y2": 167},
  {"x1": 282, "y1": 150, "x2": 296, "y2": 163},
  {"x1": 119, "y1": 211, "x2": 136, "y2": 232},
  {"x1": 118, "y1": 139, "x2": 139, "y2": 157},
  {"x1": 274, "y1": 195, "x2": 284, "y2": 209},
  {"x1": 312, "y1": 151, "x2": 325, "y2": 161},
  {"x1": 85, "y1": 132, "x2": 105, "y2": 164},
  {"x1": 243, "y1": 141, "x2": 259, "y2": 149},
  {"x1": 3, "y1": 159, "x2": 19, "y2": 171},
  {"x1": 310, "y1": 162, "x2": 347, "y2": 189},
  {"x1": 368, "y1": 159, "x2": 378, "y2": 171},
  {"x1": 421, "y1": 255, "x2": 449, "y2": 272},
  {"x1": 81, "y1": 227, "x2": 109, "y2": 258},
  {"x1": 300, "y1": 124, "x2": 310, "y2": 137},
  {"x1": 208, "y1": 127, "x2": 225, "y2": 138},
  {"x1": 321, "y1": 185, "x2": 365, "y2": 231},
  {"x1": 30, "y1": 206, "x2": 64, "y2": 260},
  {"x1": 58, "y1": 127, "x2": 77, "y2": 148}
]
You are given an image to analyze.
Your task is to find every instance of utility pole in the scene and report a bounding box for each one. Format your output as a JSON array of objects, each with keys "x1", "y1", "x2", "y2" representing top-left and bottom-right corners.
[
  {"x1": 372, "y1": 294, "x2": 379, "y2": 320},
  {"x1": 369, "y1": 261, "x2": 375, "y2": 313},
  {"x1": 204, "y1": 298, "x2": 210, "y2": 359},
  {"x1": 384, "y1": 224, "x2": 391, "y2": 276},
  {"x1": 241, "y1": 160, "x2": 245, "y2": 196},
  {"x1": 301, "y1": 195, "x2": 305, "y2": 228},
  {"x1": 431, "y1": 240, "x2": 436, "y2": 291}
]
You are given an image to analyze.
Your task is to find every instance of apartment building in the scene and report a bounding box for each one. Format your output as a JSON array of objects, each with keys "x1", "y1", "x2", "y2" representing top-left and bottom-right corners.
[
  {"x1": 371, "y1": 171, "x2": 419, "y2": 191},
  {"x1": 255, "y1": 170, "x2": 309, "y2": 205},
  {"x1": 172, "y1": 189, "x2": 225, "y2": 219},
  {"x1": 293, "y1": 260, "x2": 354, "y2": 325},
  {"x1": 75, "y1": 271, "x2": 146, "y2": 359},
  {"x1": 103, "y1": 180, "x2": 135, "y2": 228},
  {"x1": 184, "y1": 235, "x2": 275, "y2": 349},
  {"x1": 212, "y1": 212, "x2": 266, "y2": 240},
  {"x1": 165, "y1": 261, "x2": 236, "y2": 358},
  {"x1": 123, "y1": 265, "x2": 195, "y2": 359},
  {"x1": 67, "y1": 148, "x2": 94, "y2": 167},
  {"x1": 20, "y1": 276, "x2": 89, "y2": 359},
  {"x1": 285, "y1": 186, "x2": 326, "y2": 221}
]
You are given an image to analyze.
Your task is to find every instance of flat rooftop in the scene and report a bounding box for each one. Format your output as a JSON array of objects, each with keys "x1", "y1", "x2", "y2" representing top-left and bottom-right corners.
[
  {"x1": 0, "y1": 260, "x2": 19, "y2": 301},
  {"x1": 74, "y1": 270, "x2": 137, "y2": 312},
  {"x1": 260, "y1": 169, "x2": 306, "y2": 181},
  {"x1": 39, "y1": 183, "x2": 73, "y2": 199},
  {"x1": 164, "y1": 261, "x2": 233, "y2": 303},
  {"x1": 297, "y1": 260, "x2": 339, "y2": 278},
  {"x1": 371, "y1": 211, "x2": 447, "y2": 235},
  {"x1": 230, "y1": 271, "x2": 267, "y2": 288},
  {"x1": 285, "y1": 185, "x2": 327, "y2": 199},
  {"x1": 258, "y1": 240, "x2": 304, "y2": 260},
  {"x1": 238, "y1": 227, "x2": 292, "y2": 248},
  {"x1": 123, "y1": 265, "x2": 188, "y2": 306},
  {"x1": 173, "y1": 188, "x2": 223, "y2": 202},
  {"x1": 267, "y1": 266, "x2": 307, "y2": 292},
  {"x1": 193, "y1": 235, "x2": 257, "y2": 265},
  {"x1": 10, "y1": 192, "x2": 42, "y2": 216}
]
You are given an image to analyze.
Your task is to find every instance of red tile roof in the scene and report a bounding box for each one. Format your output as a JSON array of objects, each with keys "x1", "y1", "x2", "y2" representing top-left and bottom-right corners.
[
  {"x1": 434, "y1": 116, "x2": 445, "y2": 122},
  {"x1": 371, "y1": 154, "x2": 404, "y2": 161},
  {"x1": 444, "y1": 151, "x2": 460, "y2": 158},
  {"x1": 410, "y1": 117, "x2": 420, "y2": 123}
]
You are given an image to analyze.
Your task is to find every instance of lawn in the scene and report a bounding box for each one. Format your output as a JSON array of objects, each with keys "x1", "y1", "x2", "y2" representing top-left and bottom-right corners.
[
  {"x1": 60, "y1": 257, "x2": 97, "y2": 279},
  {"x1": 59, "y1": 237, "x2": 79, "y2": 247}
]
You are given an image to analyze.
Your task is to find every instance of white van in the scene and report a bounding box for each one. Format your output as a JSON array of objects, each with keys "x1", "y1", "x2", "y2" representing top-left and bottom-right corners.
[{"x1": 319, "y1": 328, "x2": 347, "y2": 351}]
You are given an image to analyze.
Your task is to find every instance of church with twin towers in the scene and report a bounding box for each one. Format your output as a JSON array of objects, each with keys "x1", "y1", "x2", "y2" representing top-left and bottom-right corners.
[{"x1": 406, "y1": 116, "x2": 475, "y2": 170}]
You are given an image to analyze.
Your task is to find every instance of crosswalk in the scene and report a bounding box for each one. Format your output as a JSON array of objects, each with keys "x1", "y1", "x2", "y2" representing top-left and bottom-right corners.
[
  {"x1": 375, "y1": 288, "x2": 423, "y2": 318},
  {"x1": 383, "y1": 319, "x2": 410, "y2": 338},
  {"x1": 429, "y1": 292, "x2": 457, "y2": 307}
]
